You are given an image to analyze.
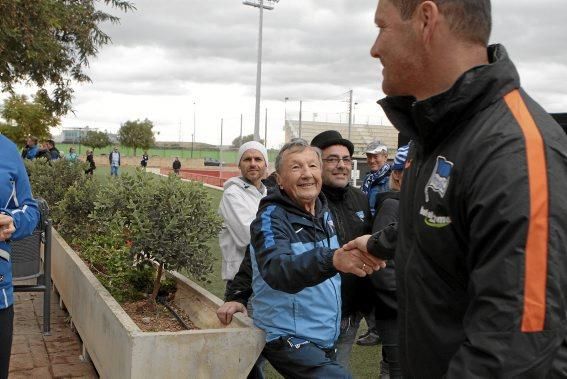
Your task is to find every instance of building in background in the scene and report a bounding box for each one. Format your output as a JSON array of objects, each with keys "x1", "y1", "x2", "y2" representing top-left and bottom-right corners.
[{"x1": 284, "y1": 120, "x2": 398, "y2": 157}]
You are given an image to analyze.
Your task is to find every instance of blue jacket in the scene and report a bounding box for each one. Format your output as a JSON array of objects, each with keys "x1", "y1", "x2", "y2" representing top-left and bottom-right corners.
[
  {"x1": 250, "y1": 187, "x2": 341, "y2": 349},
  {"x1": 24, "y1": 144, "x2": 40, "y2": 160},
  {"x1": 0, "y1": 136, "x2": 40, "y2": 309}
]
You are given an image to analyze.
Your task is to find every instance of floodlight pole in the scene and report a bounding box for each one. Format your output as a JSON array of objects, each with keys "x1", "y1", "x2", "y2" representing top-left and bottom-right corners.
[
  {"x1": 243, "y1": 0, "x2": 278, "y2": 143},
  {"x1": 348, "y1": 89, "x2": 353, "y2": 140}
]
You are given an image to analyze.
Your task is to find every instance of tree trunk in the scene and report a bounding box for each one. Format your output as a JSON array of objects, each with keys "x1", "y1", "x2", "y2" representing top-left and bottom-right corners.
[{"x1": 149, "y1": 263, "x2": 163, "y2": 303}]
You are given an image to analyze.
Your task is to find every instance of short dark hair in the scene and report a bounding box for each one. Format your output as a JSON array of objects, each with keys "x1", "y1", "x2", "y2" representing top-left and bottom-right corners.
[
  {"x1": 47, "y1": 139, "x2": 55, "y2": 147},
  {"x1": 392, "y1": 0, "x2": 491, "y2": 45}
]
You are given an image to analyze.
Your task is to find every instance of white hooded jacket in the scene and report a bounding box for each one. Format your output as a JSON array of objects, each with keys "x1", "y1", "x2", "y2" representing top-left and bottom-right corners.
[{"x1": 218, "y1": 176, "x2": 267, "y2": 281}]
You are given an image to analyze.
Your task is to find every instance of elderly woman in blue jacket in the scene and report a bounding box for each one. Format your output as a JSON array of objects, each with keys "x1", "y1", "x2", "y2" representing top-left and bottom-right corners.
[
  {"x1": 249, "y1": 139, "x2": 384, "y2": 378},
  {"x1": 0, "y1": 135, "x2": 40, "y2": 378}
]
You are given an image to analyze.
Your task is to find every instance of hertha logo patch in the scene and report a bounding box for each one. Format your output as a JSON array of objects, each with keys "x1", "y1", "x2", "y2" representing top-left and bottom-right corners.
[{"x1": 425, "y1": 156, "x2": 453, "y2": 202}]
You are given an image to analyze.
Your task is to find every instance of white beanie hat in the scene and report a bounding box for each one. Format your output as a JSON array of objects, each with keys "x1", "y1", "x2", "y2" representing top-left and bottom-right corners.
[{"x1": 237, "y1": 141, "x2": 269, "y2": 167}]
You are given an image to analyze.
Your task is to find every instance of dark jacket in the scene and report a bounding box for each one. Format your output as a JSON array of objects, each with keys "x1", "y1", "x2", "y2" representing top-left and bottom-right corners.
[
  {"x1": 86, "y1": 153, "x2": 96, "y2": 169},
  {"x1": 109, "y1": 151, "x2": 120, "y2": 166},
  {"x1": 250, "y1": 186, "x2": 341, "y2": 348},
  {"x1": 172, "y1": 160, "x2": 181, "y2": 170},
  {"x1": 322, "y1": 184, "x2": 373, "y2": 317},
  {"x1": 49, "y1": 147, "x2": 60, "y2": 160},
  {"x1": 369, "y1": 191, "x2": 399, "y2": 319},
  {"x1": 370, "y1": 44, "x2": 567, "y2": 377}
]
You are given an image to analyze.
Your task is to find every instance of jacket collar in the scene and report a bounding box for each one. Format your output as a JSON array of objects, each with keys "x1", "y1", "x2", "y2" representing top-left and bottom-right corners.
[
  {"x1": 259, "y1": 185, "x2": 328, "y2": 220},
  {"x1": 378, "y1": 44, "x2": 520, "y2": 150},
  {"x1": 322, "y1": 184, "x2": 349, "y2": 201}
]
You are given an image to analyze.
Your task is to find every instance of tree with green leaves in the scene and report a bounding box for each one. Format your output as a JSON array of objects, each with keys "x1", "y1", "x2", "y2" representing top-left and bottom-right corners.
[
  {"x1": 92, "y1": 172, "x2": 221, "y2": 303},
  {"x1": 0, "y1": 0, "x2": 134, "y2": 116},
  {"x1": 231, "y1": 134, "x2": 264, "y2": 148},
  {"x1": 118, "y1": 119, "x2": 156, "y2": 156},
  {"x1": 82, "y1": 130, "x2": 111, "y2": 152},
  {"x1": 0, "y1": 95, "x2": 60, "y2": 144}
]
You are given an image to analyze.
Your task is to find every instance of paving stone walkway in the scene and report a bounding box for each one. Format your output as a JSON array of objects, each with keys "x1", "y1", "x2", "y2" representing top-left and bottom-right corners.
[{"x1": 9, "y1": 292, "x2": 98, "y2": 378}]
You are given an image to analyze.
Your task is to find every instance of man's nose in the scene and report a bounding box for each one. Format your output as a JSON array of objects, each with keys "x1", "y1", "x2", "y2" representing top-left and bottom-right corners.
[{"x1": 370, "y1": 36, "x2": 380, "y2": 59}]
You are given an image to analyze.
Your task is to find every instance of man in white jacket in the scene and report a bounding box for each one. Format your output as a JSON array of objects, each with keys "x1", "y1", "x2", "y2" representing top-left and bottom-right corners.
[{"x1": 219, "y1": 141, "x2": 269, "y2": 291}]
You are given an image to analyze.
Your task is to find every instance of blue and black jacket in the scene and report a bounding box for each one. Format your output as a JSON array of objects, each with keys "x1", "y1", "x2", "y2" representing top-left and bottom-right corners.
[
  {"x1": 250, "y1": 186, "x2": 341, "y2": 349},
  {"x1": 0, "y1": 136, "x2": 40, "y2": 309}
]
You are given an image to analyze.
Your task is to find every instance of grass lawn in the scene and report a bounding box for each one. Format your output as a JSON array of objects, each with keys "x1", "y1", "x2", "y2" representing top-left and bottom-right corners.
[{"x1": 94, "y1": 168, "x2": 381, "y2": 378}]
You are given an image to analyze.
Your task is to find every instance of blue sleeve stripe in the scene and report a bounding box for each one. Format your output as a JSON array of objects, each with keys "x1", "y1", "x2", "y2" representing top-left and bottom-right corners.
[{"x1": 261, "y1": 205, "x2": 277, "y2": 249}]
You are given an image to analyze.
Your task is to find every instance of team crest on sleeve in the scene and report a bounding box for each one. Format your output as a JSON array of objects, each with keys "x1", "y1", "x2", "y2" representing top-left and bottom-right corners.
[{"x1": 425, "y1": 156, "x2": 453, "y2": 202}]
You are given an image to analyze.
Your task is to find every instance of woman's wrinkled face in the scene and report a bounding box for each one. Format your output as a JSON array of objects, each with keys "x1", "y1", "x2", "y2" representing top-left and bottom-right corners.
[{"x1": 277, "y1": 147, "x2": 322, "y2": 211}]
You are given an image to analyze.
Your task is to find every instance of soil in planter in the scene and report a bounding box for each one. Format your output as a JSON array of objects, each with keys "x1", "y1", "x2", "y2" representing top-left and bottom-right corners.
[{"x1": 122, "y1": 300, "x2": 199, "y2": 332}]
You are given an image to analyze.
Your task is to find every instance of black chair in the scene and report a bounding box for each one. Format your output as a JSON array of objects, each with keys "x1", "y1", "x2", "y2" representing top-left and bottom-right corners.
[{"x1": 12, "y1": 198, "x2": 52, "y2": 335}]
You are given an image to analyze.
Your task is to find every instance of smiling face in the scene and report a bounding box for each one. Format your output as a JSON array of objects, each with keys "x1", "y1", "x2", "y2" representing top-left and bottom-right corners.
[
  {"x1": 370, "y1": 0, "x2": 424, "y2": 97},
  {"x1": 276, "y1": 147, "x2": 322, "y2": 214},
  {"x1": 322, "y1": 144, "x2": 352, "y2": 188},
  {"x1": 367, "y1": 152, "x2": 388, "y2": 172},
  {"x1": 239, "y1": 149, "x2": 267, "y2": 187}
]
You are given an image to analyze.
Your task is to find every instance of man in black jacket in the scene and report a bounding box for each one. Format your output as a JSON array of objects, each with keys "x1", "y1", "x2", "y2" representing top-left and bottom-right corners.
[
  {"x1": 217, "y1": 131, "x2": 373, "y2": 370},
  {"x1": 345, "y1": 0, "x2": 567, "y2": 377}
]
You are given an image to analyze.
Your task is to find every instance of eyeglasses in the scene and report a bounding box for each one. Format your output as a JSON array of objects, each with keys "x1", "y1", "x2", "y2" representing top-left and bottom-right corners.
[{"x1": 322, "y1": 157, "x2": 353, "y2": 166}]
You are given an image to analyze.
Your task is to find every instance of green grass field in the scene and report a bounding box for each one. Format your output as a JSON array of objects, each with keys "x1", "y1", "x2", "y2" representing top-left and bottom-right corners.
[
  {"x1": 95, "y1": 167, "x2": 381, "y2": 378},
  {"x1": 60, "y1": 143, "x2": 279, "y2": 163}
]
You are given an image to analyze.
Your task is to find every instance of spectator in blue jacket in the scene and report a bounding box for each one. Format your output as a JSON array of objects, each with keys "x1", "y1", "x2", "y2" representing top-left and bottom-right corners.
[
  {"x1": 249, "y1": 139, "x2": 384, "y2": 378},
  {"x1": 21, "y1": 136, "x2": 40, "y2": 160},
  {"x1": 0, "y1": 135, "x2": 40, "y2": 378}
]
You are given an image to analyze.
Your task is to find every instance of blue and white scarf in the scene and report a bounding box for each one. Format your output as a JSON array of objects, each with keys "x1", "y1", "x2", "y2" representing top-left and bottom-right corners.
[{"x1": 361, "y1": 163, "x2": 391, "y2": 195}]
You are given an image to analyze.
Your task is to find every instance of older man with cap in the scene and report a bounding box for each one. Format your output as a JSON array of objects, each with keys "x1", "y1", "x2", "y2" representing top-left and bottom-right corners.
[
  {"x1": 218, "y1": 141, "x2": 269, "y2": 292},
  {"x1": 361, "y1": 141, "x2": 391, "y2": 216},
  {"x1": 310, "y1": 130, "x2": 374, "y2": 368}
]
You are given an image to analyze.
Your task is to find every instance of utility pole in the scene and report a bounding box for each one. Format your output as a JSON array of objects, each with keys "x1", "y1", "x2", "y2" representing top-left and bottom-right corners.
[
  {"x1": 192, "y1": 100, "x2": 196, "y2": 158},
  {"x1": 298, "y1": 100, "x2": 303, "y2": 139},
  {"x1": 220, "y1": 118, "x2": 224, "y2": 168},
  {"x1": 243, "y1": 0, "x2": 280, "y2": 142},
  {"x1": 264, "y1": 108, "x2": 268, "y2": 147},
  {"x1": 348, "y1": 89, "x2": 353, "y2": 140},
  {"x1": 240, "y1": 113, "x2": 243, "y2": 146}
]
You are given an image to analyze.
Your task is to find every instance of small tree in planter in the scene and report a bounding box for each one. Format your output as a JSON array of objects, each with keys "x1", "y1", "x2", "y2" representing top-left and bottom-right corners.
[{"x1": 93, "y1": 171, "x2": 222, "y2": 303}]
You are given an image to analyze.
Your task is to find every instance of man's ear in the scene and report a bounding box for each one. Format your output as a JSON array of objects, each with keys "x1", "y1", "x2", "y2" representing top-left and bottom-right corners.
[{"x1": 415, "y1": 1, "x2": 441, "y2": 45}]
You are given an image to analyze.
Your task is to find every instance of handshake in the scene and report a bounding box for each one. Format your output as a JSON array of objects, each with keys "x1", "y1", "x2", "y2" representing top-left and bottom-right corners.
[{"x1": 333, "y1": 235, "x2": 386, "y2": 277}]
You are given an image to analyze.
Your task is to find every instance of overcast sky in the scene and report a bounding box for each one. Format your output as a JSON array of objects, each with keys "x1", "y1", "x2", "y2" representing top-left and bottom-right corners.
[{"x1": 55, "y1": 0, "x2": 567, "y2": 149}]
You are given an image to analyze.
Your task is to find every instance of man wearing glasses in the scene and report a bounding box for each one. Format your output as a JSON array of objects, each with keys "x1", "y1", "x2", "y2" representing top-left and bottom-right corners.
[{"x1": 311, "y1": 130, "x2": 373, "y2": 369}]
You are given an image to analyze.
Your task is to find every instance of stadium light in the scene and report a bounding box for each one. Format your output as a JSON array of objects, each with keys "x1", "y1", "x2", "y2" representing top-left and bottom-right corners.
[{"x1": 243, "y1": 0, "x2": 280, "y2": 142}]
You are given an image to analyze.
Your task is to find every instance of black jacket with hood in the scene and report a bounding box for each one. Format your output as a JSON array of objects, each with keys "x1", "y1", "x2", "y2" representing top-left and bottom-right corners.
[{"x1": 368, "y1": 44, "x2": 567, "y2": 377}]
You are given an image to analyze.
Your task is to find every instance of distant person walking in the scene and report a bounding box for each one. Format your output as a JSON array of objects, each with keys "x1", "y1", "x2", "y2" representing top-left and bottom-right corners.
[
  {"x1": 109, "y1": 147, "x2": 121, "y2": 176},
  {"x1": 65, "y1": 147, "x2": 79, "y2": 162},
  {"x1": 45, "y1": 140, "x2": 61, "y2": 160},
  {"x1": 140, "y1": 151, "x2": 149, "y2": 171},
  {"x1": 85, "y1": 150, "x2": 96, "y2": 175},
  {"x1": 172, "y1": 157, "x2": 181, "y2": 175}
]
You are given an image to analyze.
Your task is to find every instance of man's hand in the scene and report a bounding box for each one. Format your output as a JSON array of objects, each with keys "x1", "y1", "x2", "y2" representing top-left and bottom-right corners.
[
  {"x1": 343, "y1": 235, "x2": 371, "y2": 253},
  {"x1": 0, "y1": 214, "x2": 15, "y2": 242},
  {"x1": 216, "y1": 301, "x2": 248, "y2": 325},
  {"x1": 333, "y1": 247, "x2": 386, "y2": 277}
]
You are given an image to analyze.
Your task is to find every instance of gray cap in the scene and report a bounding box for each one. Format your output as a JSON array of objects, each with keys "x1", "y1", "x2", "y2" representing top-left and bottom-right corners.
[{"x1": 365, "y1": 141, "x2": 388, "y2": 155}]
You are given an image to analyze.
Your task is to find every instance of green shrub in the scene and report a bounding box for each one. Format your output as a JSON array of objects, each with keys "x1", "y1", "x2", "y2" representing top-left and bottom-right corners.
[
  {"x1": 92, "y1": 171, "x2": 222, "y2": 302},
  {"x1": 25, "y1": 159, "x2": 88, "y2": 221},
  {"x1": 56, "y1": 177, "x2": 101, "y2": 241},
  {"x1": 78, "y1": 224, "x2": 153, "y2": 303}
]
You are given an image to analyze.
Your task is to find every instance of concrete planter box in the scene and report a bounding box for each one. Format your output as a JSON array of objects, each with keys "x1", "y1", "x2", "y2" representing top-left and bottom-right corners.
[{"x1": 50, "y1": 228, "x2": 265, "y2": 378}]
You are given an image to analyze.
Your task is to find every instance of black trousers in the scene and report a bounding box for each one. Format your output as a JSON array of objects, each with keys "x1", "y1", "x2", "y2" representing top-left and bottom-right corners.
[{"x1": 0, "y1": 306, "x2": 14, "y2": 379}]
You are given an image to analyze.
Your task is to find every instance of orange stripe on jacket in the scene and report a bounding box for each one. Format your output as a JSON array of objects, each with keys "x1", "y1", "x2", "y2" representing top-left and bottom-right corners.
[{"x1": 504, "y1": 89, "x2": 549, "y2": 332}]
